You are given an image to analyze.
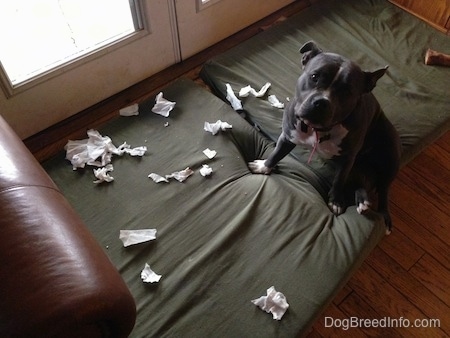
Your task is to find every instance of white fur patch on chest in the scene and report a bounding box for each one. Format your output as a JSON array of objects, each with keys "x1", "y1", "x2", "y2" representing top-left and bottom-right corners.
[{"x1": 288, "y1": 123, "x2": 348, "y2": 159}]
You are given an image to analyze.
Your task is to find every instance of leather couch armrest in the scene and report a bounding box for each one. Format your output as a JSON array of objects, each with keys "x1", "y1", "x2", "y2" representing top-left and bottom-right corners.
[{"x1": 0, "y1": 115, "x2": 136, "y2": 337}]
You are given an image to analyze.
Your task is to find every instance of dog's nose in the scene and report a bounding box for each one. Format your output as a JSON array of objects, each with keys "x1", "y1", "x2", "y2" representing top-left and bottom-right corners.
[{"x1": 312, "y1": 97, "x2": 329, "y2": 110}]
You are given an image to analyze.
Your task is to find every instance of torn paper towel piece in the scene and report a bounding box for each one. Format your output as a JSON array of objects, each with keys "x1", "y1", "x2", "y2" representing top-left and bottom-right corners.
[
  {"x1": 204, "y1": 120, "x2": 232, "y2": 135},
  {"x1": 141, "y1": 263, "x2": 162, "y2": 283},
  {"x1": 119, "y1": 229, "x2": 157, "y2": 247},
  {"x1": 65, "y1": 130, "x2": 147, "y2": 170},
  {"x1": 148, "y1": 173, "x2": 169, "y2": 183},
  {"x1": 166, "y1": 167, "x2": 194, "y2": 182},
  {"x1": 225, "y1": 83, "x2": 243, "y2": 110},
  {"x1": 200, "y1": 164, "x2": 213, "y2": 177},
  {"x1": 251, "y1": 286, "x2": 289, "y2": 320},
  {"x1": 239, "y1": 82, "x2": 271, "y2": 97},
  {"x1": 119, "y1": 103, "x2": 139, "y2": 116},
  {"x1": 149, "y1": 167, "x2": 194, "y2": 183},
  {"x1": 268, "y1": 95, "x2": 285, "y2": 109},
  {"x1": 93, "y1": 164, "x2": 114, "y2": 184},
  {"x1": 151, "y1": 92, "x2": 176, "y2": 117},
  {"x1": 203, "y1": 148, "x2": 217, "y2": 159}
]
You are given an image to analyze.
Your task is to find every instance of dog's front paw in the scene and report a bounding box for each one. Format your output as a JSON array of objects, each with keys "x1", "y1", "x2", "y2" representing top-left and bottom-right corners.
[
  {"x1": 328, "y1": 201, "x2": 346, "y2": 215},
  {"x1": 248, "y1": 160, "x2": 272, "y2": 174},
  {"x1": 355, "y1": 188, "x2": 371, "y2": 215}
]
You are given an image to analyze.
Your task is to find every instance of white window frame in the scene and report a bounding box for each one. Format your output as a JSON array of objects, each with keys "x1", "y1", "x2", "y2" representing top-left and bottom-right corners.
[{"x1": 0, "y1": 0, "x2": 148, "y2": 98}]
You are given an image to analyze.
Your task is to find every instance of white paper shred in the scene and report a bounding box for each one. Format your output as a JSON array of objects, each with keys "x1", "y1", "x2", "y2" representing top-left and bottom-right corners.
[
  {"x1": 204, "y1": 120, "x2": 233, "y2": 135},
  {"x1": 203, "y1": 148, "x2": 217, "y2": 159},
  {"x1": 119, "y1": 103, "x2": 139, "y2": 116},
  {"x1": 141, "y1": 263, "x2": 162, "y2": 283},
  {"x1": 148, "y1": 173, "x2": 169, "y2": 183},
  {"x1": 225, "y1": 83, "x2": 243, "y2": 111},
  {"x1": 200, "y1": 164, "x2": 213, "y2": 177},
  {"x1": 151, "y1": 92, "x2": 176, "y2": 117},
  {"x1": 149, "y1": 167, "x2": 194, "y2": 183},
  {"x1": 268, "y1": 95, "x2": 285, "y2": 109},
  {"x1": 93, "y1": 164, "x2": 114, "y2": 184},
  {"x1": 239, "y1": 82, "x2": 271, "y2": 97},
  {"x1": 251, "y1": 286, "x2": 289, "y2": 320},
  {"x1": 65, "y1": 129, "x2": 146, "y2": 170},
  {"x1": 119, "y1": 229, "x2": 157, "y2": 247},
  {"x1": 165, "y1": 167, "x2": 194, "y2": 182}
]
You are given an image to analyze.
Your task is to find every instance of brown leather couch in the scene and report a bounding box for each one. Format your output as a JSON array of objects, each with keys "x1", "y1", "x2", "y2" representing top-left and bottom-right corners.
[{"x1": 0, "y1": 115, "x2": 136, "y2": 337}]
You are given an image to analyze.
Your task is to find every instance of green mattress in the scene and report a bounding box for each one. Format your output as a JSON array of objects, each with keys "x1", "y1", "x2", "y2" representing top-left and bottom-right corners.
[
  {"x1": 43, "y1": 0, "x2": 449, "y2": 336},
  {"x1": 44, "y1": 79, "x2": 385, "y2": 337},
  {"x1": 200, "y1": 0, "x2": 450, "y2": 166}
]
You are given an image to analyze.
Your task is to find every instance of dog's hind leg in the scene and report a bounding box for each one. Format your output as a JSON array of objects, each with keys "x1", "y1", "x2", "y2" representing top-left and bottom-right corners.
[{"x1": 377, "y1": 185, "x2": 393, "y2": 235}]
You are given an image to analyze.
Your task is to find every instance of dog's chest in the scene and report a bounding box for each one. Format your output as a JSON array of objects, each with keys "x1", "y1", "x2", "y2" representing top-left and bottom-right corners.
[{"x1": 288, "y1": 123, "x2": 349, "y2": 159}]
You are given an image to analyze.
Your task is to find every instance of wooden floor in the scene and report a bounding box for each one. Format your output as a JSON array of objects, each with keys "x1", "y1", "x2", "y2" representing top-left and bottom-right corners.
[
  {"x1": 307, "y1": 131, "x2": 450, "y2": 337},
  {"x1": 27, "y1": 1, "x2": 449, "y2": 337}
]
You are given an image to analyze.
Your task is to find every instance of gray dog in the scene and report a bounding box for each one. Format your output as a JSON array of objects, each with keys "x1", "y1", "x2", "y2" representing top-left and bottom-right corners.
[{"x1": 249, "y1": 41, "x2": 401, "y2": 233}]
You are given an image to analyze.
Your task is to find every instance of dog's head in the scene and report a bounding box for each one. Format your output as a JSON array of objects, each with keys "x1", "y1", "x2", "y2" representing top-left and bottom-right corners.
[{"x1": 294, "y1": 41, "x2": 387, "y2": 130}]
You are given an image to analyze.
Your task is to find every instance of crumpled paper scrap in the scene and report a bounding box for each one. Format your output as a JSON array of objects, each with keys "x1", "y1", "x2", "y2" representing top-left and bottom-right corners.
[
  {"x1": 119, "y1": 229, "x2": 157, "y2": 247},
  {"x1": 251, "y1": 286, "x2": 289, "y2": 320},
  {"x1": 200, "y1": 164, "x2": 213, "y2": 177},
  {"x1": 204, "y1": 120, "x2": 232, "y2": 135},
  {"x1": 268, "y1": 95, "x2": 284, "y2": 109},
  {"x1": 148, "y1": 173, "x2": 169, "y2": 183},
  {"x1": 225, "y1": 83, "x2": 243, "y2": 110},
  {"x1": 203, "y1": 148, "x2": 217, "y2": 159},
  {"x1": 119, "y1": 103, "x2": 139, "y2": 116},
  {"x1": 93, "y1": 164, "x2": 114, "y2": 184},
  {"x1": 149, "y1": 167, "x2": 194, "y2": 183},
  {"x1": 152, "y1": 92, "x2": 176, "y2": 117},
  {"x1": 65, "y1": 129, "x2": 147, "y2": 170},
  {"x1": 239, "y1": 82, "x2": 271, "y2": 97},
  {"x1": 141, "y1": 263, "x2": 162, "y2": 283}
]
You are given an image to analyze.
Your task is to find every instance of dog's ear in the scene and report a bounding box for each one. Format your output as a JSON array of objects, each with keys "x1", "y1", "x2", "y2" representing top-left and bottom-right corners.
[
  {"x1": 299, "y1": 41, "x2": 323, "y2": 67},
  {"x1": 364, "y1": 66, "x2": 388, "y2": 92}
]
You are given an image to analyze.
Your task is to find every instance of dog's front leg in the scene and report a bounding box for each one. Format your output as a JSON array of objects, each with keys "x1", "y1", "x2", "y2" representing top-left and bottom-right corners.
[
  {"x1": 248, "y1": 134, "x2": 295, "y2": 174},
  {"x1": 328, "y1": 156, "x2": 355, "y2": 215}
]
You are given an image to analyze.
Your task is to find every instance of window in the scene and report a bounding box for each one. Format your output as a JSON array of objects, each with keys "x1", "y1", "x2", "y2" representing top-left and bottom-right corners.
[
  {"x1": 197, "y1": 0, "x2": 222, "y2": 12},
  {"x1": 0, "y1": 0, "x2": 142, "y2": 94}
]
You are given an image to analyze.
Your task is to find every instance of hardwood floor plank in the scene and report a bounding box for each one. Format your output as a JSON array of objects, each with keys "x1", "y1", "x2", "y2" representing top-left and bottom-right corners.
[
  {"x1": 339, "y1": 292, "x2": 404, "y2": 337},
  {"x1": 389, "y1": 203, "x2": 450, "y2": 269},
  {"x1": 391, "y1": 177, "x2": 450, "y2": 245},
  {"x1": 347, "y1": 262, "x2": 446, "y2": 337},
  {"x1": 378, "y1": 227, "x2": 424, "y2": 271},
  {"x1": 366, "y1": 247, "x2": 450, "y2": 334},
  {"x1": 309, "y1": 302, "x2": 367, "y2": 338},
  {"x1": 410, "y1": 254, "x2": 450, "y2": 307}
]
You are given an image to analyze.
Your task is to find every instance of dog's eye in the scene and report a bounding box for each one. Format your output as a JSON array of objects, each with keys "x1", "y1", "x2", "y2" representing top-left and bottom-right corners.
[{"x1": 310, "y1": 73, "x2": 319, "y2": 83}]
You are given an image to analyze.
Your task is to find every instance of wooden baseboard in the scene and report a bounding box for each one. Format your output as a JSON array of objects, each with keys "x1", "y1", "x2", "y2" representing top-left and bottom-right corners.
[{"x1": 25, "y1": 0, "x2": 311, "y2": 163}]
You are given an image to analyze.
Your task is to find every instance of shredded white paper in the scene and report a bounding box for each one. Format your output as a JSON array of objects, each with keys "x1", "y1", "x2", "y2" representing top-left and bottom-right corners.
[
  {"x1": 93, "y1": 164, "x2": 114, "y2": 184},
  {"x1": 225, "y1": 83, "x2": 243, "y2": 111},
  {"x1": 268, "y1": 95, "x2": 285, "y2": 109},
  {"x1": 165, "y1": 167, "x2": 195, "y2": 182},
  {"x1": 239, "y1": 82, "x2": 271, "y2": 97},
  {"x1": 141, "y1": 263, "x2": 162, "y2": 283},
  {"x1": 119, "y1": 229, "x2": 157, "y2": 247},
  {"x1": 203, "y1": 148, "x2": 217, "y2": 159},
  {"x1": 204, "y1": 120, "x2": 233, "y2": 135},
  {"x1": 119, "y1": 103, "x2": 139, "y2": 116},
  {"x1": 65, "y1": 129, "x2": 147, "y2": 170},
  {"x1": 200, "y1": 164, "x2": 213, "y2": 177},
  {"x1": 151, "y1": 92, "x2": 176, "y2": 117},
  {"x1": 251, "y1": 286, "x2": 289, "y2": 320},
  {"x1": 149, "y1": 167, "x2": 194, "y2": 183},
  {"x1": 148, "y1": 173, "x2": 169, "y2": 183}
]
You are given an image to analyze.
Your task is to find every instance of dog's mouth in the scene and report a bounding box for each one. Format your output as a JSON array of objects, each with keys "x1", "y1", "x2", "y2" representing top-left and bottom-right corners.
[{"x1": 299, "y1": 118, "x2": 331, "y2": 132}]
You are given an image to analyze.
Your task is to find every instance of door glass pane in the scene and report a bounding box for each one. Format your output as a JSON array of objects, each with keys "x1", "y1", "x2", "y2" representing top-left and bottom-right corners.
[{"x1": 0, "y1": 0, "x2": 139, "y2": 86}]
